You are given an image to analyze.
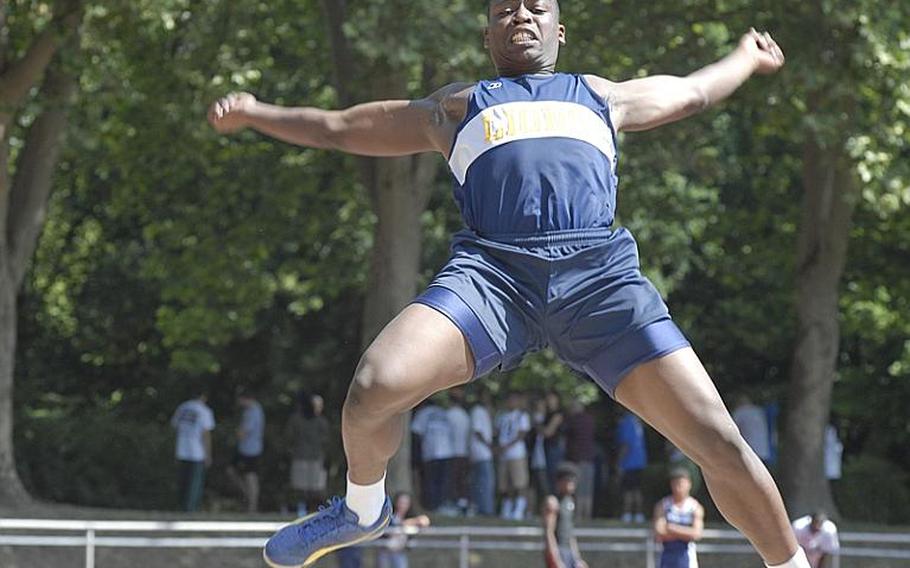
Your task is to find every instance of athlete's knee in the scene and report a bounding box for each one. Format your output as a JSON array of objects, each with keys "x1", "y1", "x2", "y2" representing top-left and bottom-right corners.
[
  {"x1": 689, "y1": 420, "x2": 754, "y2": 475},
  {"x1": 346, "y1": 352, "x2": 414, "y2": 417}
]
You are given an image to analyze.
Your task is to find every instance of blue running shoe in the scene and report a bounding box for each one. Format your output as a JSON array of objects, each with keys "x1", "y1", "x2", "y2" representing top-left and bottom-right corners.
[{"x1": 263, "y1": 496, "x2": 392, "y2": 568}]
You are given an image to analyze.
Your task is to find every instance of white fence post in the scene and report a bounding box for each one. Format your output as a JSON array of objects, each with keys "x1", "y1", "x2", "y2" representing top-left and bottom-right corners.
[
  {"x1": 459, "y1": 533, "x2": 470, "y2": 568},
  {"x1": 85, "y1": 529, "x2": 96, "y2": 568},
  {"x1": 645, "y1": 532, "x2": 656, "y2": 568}
]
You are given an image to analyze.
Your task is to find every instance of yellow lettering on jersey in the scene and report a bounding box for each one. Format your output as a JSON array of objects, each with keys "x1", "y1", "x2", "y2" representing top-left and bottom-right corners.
[
  {"x1": 482, "y1": 105, "x2": 587, "y2": 144},
  {"x1": 450, "y1": 101, "x2": 616, "y2": 185}
]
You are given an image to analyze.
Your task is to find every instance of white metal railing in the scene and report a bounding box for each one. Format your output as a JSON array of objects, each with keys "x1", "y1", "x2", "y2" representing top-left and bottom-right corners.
[{"x1": 2, "y1": 519, "x2": 910, "y2": 568}]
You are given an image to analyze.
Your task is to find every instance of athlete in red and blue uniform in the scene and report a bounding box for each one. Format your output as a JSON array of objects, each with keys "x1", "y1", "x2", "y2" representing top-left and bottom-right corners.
[{"x1": 209, "y1": 2, "x2": 810, "y2": 567}]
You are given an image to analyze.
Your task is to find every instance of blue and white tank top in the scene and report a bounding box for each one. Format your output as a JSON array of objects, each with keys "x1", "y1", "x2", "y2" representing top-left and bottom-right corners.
[
  {"x1": 447, "y1": 73, "x2": 619, "y2": 236},
  {"x1": 660, "y1": 497, "x2": 699, "y2": 568}
]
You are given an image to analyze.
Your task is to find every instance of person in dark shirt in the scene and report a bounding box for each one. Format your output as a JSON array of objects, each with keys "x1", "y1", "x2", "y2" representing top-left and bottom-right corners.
[
  {"x1": 563, "y1": 401, "x2": 596, "y2": 519},
  {"x1": 542, "y1": 391, "x2": 566, "y2": 493},
  {"x1": 543, "y1": 463, "x2": 588, "y2": 568},
  {"x1": 284, "y1": 391, "x2": 330, "y2": 515}
]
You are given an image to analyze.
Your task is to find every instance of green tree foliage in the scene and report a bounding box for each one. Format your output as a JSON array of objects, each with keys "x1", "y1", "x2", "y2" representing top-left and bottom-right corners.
[{"x1": 7, "y1": 0, "x2": 908, "y2": 516}]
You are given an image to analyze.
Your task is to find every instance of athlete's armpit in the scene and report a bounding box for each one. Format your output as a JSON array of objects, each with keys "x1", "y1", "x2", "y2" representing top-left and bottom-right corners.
[{"x1": 583, "y1": 74, "x2": 705, "y2": 133}]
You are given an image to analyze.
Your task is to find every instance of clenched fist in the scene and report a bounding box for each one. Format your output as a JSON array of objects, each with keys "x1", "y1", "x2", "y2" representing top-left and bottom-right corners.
[
  {"x1": 207, "y1": 92, "x2": 257, "y2": 133},
  {"x1": 739, "y1": 28, "x2": 785, "y2": 75}
]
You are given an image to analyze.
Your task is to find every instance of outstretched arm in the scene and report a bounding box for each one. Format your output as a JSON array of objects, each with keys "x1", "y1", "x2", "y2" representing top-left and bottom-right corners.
[
  {"x1": 208, "y1": 82, "x2": 472, "y2": 157},
  {"x1": 587, "y1": 29, "x2": 785, "y2": 132}
]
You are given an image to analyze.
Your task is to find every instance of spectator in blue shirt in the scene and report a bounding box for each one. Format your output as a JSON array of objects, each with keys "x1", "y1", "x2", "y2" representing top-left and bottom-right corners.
[{"x1": 616, "y1": 410, "x2": 648, "y2": 523}]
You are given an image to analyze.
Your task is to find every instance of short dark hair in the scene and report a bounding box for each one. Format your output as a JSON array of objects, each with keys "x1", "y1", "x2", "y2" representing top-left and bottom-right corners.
[
  {"x1": 556, "y1": 462, "x2": 579, "y2": 481},
  {"x1": 486, "y1": 0, "x2": 560, "y2": 15},
  {"x1": 669, "y1": 467, "x2": 691, "y2": 481},
  {"x1": 236, "y1": 385, "x2": 258, "y2": 401},
  {"x1": 297, "y1": 390, "x2": 315, "y2": 419}
]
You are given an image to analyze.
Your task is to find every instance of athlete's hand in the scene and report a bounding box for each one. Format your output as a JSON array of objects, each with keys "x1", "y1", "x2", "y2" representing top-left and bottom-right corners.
[
  {"x1": 208, "y1": 91, "x2": 257, "y2": 133},
  {"x1": 739, "y1": 28, "x2": 785, "y2": 75}
]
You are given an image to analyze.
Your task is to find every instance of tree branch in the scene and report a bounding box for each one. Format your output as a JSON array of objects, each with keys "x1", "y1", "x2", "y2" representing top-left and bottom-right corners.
[
  {"x1": 317, "y1": 0, "x2": 378, "y2": 200},
  {"x1": 0, "y1": 0, "x2": 81, "y2": 108},
  {"x1": 0, "y1": 4, "x2": 10, "y2": 72},
  {"x1": 7, "y1": 58, "x2": 78, "y2": 289},
  {"x1": 318, "y1": 0, "x2": 357, "y2": 107},
  {"x1": 0, "y1": 142, "x2": 9, "y2": 258}
]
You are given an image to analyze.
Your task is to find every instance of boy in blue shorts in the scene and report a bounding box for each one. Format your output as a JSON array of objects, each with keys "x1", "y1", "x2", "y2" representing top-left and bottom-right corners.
[{"x1": 209, "y1": 1, "x2": 809, "y2": 567}]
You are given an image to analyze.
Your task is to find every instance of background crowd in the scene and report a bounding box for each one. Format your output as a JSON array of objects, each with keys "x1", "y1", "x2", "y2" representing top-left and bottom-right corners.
[
  {"x1": 169, "y1": 384, "x2": 844, "y2": 568},
  {"x1": 407, "y1": 387, "x2": 842, "y2": 523},
  {"x1": 171, "y1": 383, "x2": 843, "y2": 526},
  {"x1": 171, "y1": 387, "x2": 329, "y2": 516}
]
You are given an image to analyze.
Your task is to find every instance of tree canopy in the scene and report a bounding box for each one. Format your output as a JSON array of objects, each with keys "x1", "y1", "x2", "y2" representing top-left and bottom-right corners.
[{"x1": 3, "y1": 0, "x2": 908, "y2": 521}]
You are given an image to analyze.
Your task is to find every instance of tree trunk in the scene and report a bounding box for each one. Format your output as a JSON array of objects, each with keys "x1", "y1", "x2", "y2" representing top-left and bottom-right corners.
[
  {"x1": 318, "y1": 0, "x2": 441, "y2": 495},
  {"x1": 8, "y1": 66, "x2": 77, "y2": 285},
  {"x1": 779, "y1": 137, "x2": 858, "y2": 518},
  {"x1": 0, "y1": 50, "x2": 79, "y2": 508},
  {"x1": 0, "y1": 263, "x2": 28, "y2": 506},
  {"x1": 359, "y1": 155, "x2": 437, "y2": 496}
]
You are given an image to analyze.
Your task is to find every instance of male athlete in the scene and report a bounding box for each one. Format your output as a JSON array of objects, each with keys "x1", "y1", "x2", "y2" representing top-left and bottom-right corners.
[
  {"x1": 209, "y1": 1, "x2": 810, "y2": 567},
  {"x1": 543, "y1": 464, "x2": 588, "y2": 568},
  {"x1": 654, "y1": 468, "x2": 705, "y2": 568}
]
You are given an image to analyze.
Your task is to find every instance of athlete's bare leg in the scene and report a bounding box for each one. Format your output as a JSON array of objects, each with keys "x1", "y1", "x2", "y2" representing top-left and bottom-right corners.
[
  {"x1": 343, "y1": 304, "x2": 475, "y2": 485},
  {"x1": 615, "y1": 347, "x2": 798, "y2": 566}
]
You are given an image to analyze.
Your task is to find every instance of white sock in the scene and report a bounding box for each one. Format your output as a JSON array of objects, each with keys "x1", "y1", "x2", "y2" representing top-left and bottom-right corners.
[
  {"x1": 345, "y1": 473, "x2": 386, "y2": 527},
  {"x1": 501, "y1": 498, "x2": 514, "y2": 519},
  {"x1": 766, "y1": 547, "x2": 811, "y2": 568},
  {"x1": 513, "y1": 496, "x2": 527, "y2": 519}
]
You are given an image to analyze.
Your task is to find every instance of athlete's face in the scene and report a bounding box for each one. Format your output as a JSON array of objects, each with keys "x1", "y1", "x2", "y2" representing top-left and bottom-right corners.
[
  {"x1": 557, "y1": 476, "x2": 577, "y2": 496},
  {"x1": 485, "y1": 0, "x2": 565, "y2": 77},
  {"x1": 670, "y1": 476, "x2": 692, "y2": 499}
]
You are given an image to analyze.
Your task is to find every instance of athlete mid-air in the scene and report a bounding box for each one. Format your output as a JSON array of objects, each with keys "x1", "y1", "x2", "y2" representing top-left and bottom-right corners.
[{"x1": 209, "y1": 1, "x2": 809, "y2": 567}]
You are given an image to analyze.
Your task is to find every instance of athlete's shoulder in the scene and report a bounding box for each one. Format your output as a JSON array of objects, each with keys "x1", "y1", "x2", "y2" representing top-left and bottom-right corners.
[
  {"x1": 423, "y1": 81, "x2": 476, "y2": 127},
  {"x1": 427, "y1": 81, "x2": 476, "y2": 101},
  {"x1": 544, "y1": 495, "x2": 560, "y2": 510},
  {"x1": 580, "y1": 74, "x2": 617, "y2": 102}
]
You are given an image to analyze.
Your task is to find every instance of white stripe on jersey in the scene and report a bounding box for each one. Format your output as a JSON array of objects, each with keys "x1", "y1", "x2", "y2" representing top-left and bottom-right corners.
[
  {"x1": 688, "y1": 541, "x2": 699, "y2": 568},
  {"x1": 448, "y1": 100, "x2": 616, "y2": 185}
]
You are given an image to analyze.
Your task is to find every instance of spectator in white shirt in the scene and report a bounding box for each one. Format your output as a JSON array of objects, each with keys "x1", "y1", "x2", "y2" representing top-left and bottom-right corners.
[
  {"x1": 447, "y1": 387, "x2": 472, "y2": 514},
  {"x1": 792, "y1": 512, "x2": 839, "y2": 568},
  {"x1": 411, "y1": 396, "x2": 454, "y2": 511},
  {"x1": 824, "y1": 423, "x2": 843, "y2": 483},
  {"x1": 731, "y1": 394, "x2": 771, "y2": 463},
  {"x1": 496, "y1": 391, "x2": 531, "y2": 520},
  {"x1": 469, "y1": 389, "x2": 496, "y2": 516},
  {"x1": 171, "y1": 392, "x2": 215, "y2": 512}
]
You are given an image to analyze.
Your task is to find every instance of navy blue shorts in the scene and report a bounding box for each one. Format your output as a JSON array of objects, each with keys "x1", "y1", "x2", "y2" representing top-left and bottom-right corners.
[
  {"x1": 660, "y1": 543, "x2": 698, "y2": 568},
  {"x1": 414, "y1": 228, "x2": 690, "y2": 397}
]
